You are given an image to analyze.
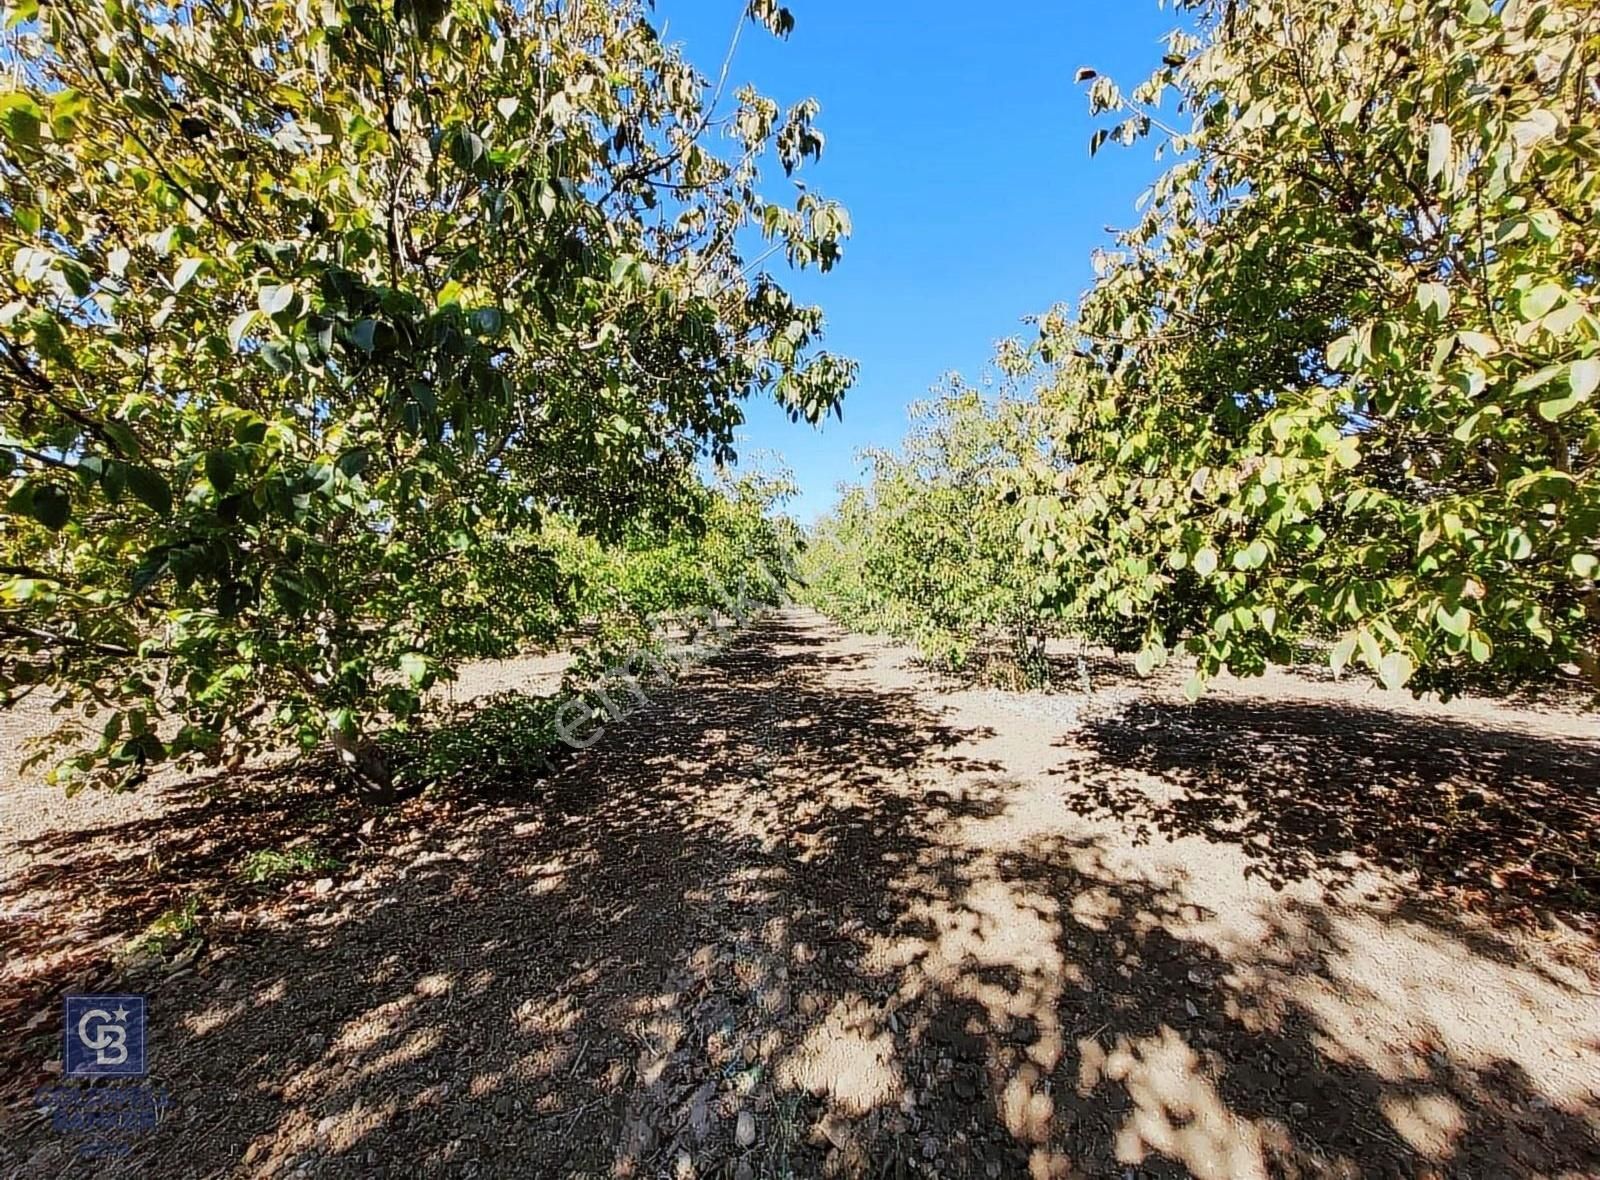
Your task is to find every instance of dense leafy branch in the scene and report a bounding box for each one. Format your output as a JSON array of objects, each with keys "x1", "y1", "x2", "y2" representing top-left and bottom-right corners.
[
  {"x1": 1025, "y1": 0, "x2": 1600, "y2": 699},
  {"x1": 0, "y1": 0, "x2": 851, "y2": 790}
]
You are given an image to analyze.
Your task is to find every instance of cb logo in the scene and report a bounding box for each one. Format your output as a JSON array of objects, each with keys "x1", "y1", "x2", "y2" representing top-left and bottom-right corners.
[{"x1": 63, "y1": 995, "x2": 147, "y2": 1077}]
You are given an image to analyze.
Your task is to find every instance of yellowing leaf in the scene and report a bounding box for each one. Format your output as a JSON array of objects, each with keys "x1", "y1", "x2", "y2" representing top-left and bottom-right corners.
[
  {"x1": 399, "y1": 652, "x2": 429, "y2": 687},
  {"x1": 1519, "y1": 283, "x2": 1563, "y2": 321},
  {"x1": 227, "y1": 309, "x2": 258, "y2": 351},
  {"x1": 1511, "y1": 108, "x2": 1559, "y2": 149},
  {"x1": 1357, "y1": 628, "x2": 1383, "y2": 673},
  {"x1": 172, "y1": 257, "x2": 203, "y2": 292},
  {"x1": 1538, "y1": 393, "x2": 1583, "y2": 421},
  {"x1": 1513, "y1": 364, "x2": 1564, "y2": 394},
  {"x1": 1568, "y1": 357, "x2": 1599, "y2": 402},
  {"x1": 1416, "y1": 281, "x2": 1450, "y2": 320},
  {"x1": 1426, "y1": 123, "x2": 1451, "y2": 186},
  {"x1": 1378, "y1": 649, "x2": 1414, "y2": 691},
  {"x1": 258, "y1": 284, "x2": 295, "y2": 316}
]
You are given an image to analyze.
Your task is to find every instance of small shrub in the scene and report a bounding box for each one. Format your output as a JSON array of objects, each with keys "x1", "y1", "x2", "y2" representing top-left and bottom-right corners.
[
  {"x1": 123, "y1": 897, "x2": 204, "y2": 961},
  {"x1": 236, "y1": 845, "x2": 342, "y2": 889},
  {"x1": 392, "y1": 692, "x2": 570, "y2": 793}
]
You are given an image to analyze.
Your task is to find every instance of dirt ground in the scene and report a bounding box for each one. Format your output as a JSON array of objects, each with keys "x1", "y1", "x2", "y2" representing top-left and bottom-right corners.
[{"x1": 2, "y1": 608, "x2": 1598, "y2": 1178}]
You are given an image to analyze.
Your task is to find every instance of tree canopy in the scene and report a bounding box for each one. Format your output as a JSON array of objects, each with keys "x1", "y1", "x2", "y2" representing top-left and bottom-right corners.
[
  {"x1": 810, "y1": 0, "x2": 1599, "y2": 703},
  {"x1": 801, "y1": 382, "x2": 1051, "y2": 683},
  {"x1": 0, "y1": 0, "x2": 852, "y2": 789}
]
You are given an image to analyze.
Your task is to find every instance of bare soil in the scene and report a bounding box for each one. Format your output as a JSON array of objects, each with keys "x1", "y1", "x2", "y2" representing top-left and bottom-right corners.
[{"x1": 2, "y1": 609, "x2": 1598, "y2": 1178}]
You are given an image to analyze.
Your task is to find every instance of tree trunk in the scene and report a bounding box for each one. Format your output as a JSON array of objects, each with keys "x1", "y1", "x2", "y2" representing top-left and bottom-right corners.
[{"x1": 330, "y1": 730, "x2": 394, "y2": 802}]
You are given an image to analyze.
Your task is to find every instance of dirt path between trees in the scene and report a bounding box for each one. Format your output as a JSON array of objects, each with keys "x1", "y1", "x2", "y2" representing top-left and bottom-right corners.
[{"x1": 4, "y1": 609, "x2": 1599, "y2": 1178}]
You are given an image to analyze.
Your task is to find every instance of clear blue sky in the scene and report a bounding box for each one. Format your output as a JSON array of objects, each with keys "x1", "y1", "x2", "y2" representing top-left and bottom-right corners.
[{"x1": 655, "y1": 1, "x2": 1187, "y2": 522}]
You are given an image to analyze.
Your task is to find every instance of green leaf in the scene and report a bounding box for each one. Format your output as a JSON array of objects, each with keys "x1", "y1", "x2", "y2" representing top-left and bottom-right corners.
[
  {"x1": 1513, "y1": 364, "x2": 1564, "y2": 394},
  {"x1": 1357, "y1": 628, "x2": 1383, "y2": 673},
  {"x1": 1435, "y1": 604, "x2": 1469, "y2": 637},
  {"x1": 0, "y1": 92, "x2": 43, "y2": 147},
  {"x1": 125, "y1": 465, "x2": 173, "y2": 517},
  {"x1": 1192, "y1": 546, "x2": 1218, "y2": 577},
  {"x1": 449, "y1": 127, "x2": 487, "y2": 173},
  {"x1": 535, "y1": 180, "x2": 557, "y2": 218},
  {"x1": 398, "y1": 651, "x2": 430, "y2": 687},
  {"x1": 1452, "y1": 406, "x2": 1502, "y2": 443},
  {"x1": 1538, "y1": 393, "x2": 1583, "y2": 422},
  {"x1": 204, "y1": 450, "x2": 237, "y2": 494},
  {"x1": 1529, "y1": 209, "x2": 1561, "y2": 242},
  {"x1": 1233, "y1": 539, "x2": 1268, "y2": 570},
  {"x1": 10, "y1": 480, "x2": 70, "y2": 529},
  {"x1": 100, "y1": 419, "x2": 142, "y2": 459},
  {"x1": 217, "y1": 581, "x2": 253, "y2": 618},
  {"x1": 1571, "y1": 554, "x2": 1598, "y2": 580},
  {"x1": 336, "y1": 448, "x2": 371, "y2": 480}
]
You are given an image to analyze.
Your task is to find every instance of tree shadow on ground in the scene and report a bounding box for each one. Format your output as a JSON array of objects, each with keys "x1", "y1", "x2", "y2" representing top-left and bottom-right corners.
[
  {"x1": 0, "y1": 760, "x2": 380, "y2": 1085},
  {"x1": 1069, "y1": 697, "x2": 1600, "y2": 926},
  {"x1": 3, "y1": 613, "x2": 1598, "y2": 1178}
]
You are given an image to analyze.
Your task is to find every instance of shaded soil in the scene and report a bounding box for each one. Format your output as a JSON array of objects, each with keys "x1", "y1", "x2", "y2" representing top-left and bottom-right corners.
[
  {"x1": 0, "y1": 649, "x2": 575, "y2": 1079},
  {"x1": 2, "y1": 610, "x2": 1598, "y2": 1178}
]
